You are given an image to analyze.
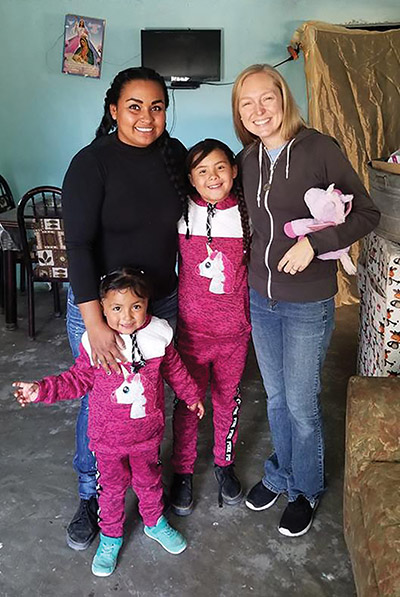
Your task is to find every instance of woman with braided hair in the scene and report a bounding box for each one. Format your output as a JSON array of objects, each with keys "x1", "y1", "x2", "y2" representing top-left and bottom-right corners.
[
  {"x1": 169, "y1": 139, "x2": 252, "y2": 514},
  {"x1": 61, "y1": 67, "x2": 187, "y2": 551}
]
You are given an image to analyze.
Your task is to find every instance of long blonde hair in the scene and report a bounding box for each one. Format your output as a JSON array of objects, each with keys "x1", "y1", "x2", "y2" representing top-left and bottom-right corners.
[{"x1": 232, "y1": 64, "x2": 305, "y2": 146}]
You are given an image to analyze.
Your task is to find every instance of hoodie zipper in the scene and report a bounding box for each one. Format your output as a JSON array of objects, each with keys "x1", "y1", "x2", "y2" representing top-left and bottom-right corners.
[{"x1": 258, "y1": 143, "x2": 289, "y2": 299}]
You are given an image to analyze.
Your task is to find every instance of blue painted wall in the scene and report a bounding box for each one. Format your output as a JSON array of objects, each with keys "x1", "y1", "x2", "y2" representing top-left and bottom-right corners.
[{"x1": 1, "y1": 0, "x2": 398, "y2": 198}]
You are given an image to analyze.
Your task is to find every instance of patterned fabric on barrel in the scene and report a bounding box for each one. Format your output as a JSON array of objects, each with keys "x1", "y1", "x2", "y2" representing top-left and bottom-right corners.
[
  {"x1": 344, "y1": 376, "x2": 400, "y2": 597},
  {"x1": 33, "y1": 217, "x2": 68, "y2": 280}
]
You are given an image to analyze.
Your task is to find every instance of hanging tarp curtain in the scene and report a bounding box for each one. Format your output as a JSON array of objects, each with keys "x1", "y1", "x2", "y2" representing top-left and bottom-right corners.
[{"x1": 291, "y1": 21, "x2": 400, "y2": 305}]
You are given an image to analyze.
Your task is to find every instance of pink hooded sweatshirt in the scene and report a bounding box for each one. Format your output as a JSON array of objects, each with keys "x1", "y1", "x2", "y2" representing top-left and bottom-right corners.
[
  {"x1": 35, "y1": 316, "x2": 199, "y2": 454},
  {"x1": 177, "y1": 194, "x2": 251, "y2": 339}
]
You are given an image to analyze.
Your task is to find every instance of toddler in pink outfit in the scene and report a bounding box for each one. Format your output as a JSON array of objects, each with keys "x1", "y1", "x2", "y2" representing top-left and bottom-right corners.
[{"x1": 13, "y1": 267, "x2": 203, "y2": 577}]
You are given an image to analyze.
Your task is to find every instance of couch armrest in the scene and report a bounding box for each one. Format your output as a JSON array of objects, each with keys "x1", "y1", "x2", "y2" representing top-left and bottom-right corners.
[
  {"x1": 345, "y1": 375, "x2": 400, "y2": 493},
  {"x1": 344, "y1": 376, "x2": 400, "y2": 597}
]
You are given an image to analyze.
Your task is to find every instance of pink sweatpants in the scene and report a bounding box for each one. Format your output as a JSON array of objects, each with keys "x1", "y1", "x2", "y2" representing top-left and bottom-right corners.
[
  {"x1": 95, "y1": 441, "x2": 163, "y2": 537},
  {"x1": 171, "y1": 331, "x2": 250, "y2": 473}
]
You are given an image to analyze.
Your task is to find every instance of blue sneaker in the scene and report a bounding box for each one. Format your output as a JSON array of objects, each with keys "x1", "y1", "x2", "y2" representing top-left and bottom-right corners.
[
  {"x1": 91, "y1": 533, "x2": 123, "y2": 577},
  {"x1": 144, "y1": 515, "x2": 187, "y2": 554}
]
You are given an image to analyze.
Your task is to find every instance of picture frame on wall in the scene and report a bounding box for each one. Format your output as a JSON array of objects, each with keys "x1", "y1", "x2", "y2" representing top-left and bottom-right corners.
[{"x1": 62, "y1": 14, "x2": 105, "y2": 79}]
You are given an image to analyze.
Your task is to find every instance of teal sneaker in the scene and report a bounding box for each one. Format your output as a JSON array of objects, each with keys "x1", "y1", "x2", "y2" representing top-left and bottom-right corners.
[
  {"x1": 91, "y1": 533, "x2": 123, "y2": 577},
  {"x1": 144, "y1": 515, "x2": 187, "y2": 554}
]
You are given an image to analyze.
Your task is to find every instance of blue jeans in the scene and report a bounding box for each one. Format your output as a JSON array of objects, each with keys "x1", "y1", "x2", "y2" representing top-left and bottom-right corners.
[
  {"x1": 151, "y1": 289, "x2": 178, "y2": 333},
  {"x1": 249, "y1": 288, "x2": 335, "y2": 503},
  {"x1": 66, "y1": 285, "x2": 178, "y2": 499}
]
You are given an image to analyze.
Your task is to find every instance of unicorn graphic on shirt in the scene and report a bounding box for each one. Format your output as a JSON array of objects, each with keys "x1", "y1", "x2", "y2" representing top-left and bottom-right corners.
[
  {"x1": 197, "y1": 244, "x2": 235, "y2": 294},
  {"x1": 113, "y1": 365, "x2": 146, "y2": 419}
]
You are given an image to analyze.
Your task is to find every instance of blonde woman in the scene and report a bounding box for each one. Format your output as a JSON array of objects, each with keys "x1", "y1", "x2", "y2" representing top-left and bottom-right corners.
[{"x1": 232, "y1": 64, "x2": 379, "y2": 536}]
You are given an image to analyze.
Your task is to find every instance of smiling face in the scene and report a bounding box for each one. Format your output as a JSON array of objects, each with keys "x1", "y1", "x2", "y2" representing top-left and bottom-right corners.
[
  {"x1": 238, "y1": 72, "x2": 285, "y2": 149},
  {"x1": 189, "y1": 148, "x2": 237, "y2": 205},
  {"x1": 109, "y1": 79, "x2": 167, "y2": 148},
  {"x1": 101, "y1": 288, "x2": 148, "y2": 335}
]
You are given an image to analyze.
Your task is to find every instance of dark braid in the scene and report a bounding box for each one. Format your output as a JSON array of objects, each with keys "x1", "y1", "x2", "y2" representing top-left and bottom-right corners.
[
  {"x1": 183, "y1": 196, "x2": 190, "y2": 240},
  {"x1": 95, "y1": 67, "x2": 170, "y2": 139},
  {"x1": 96, "y1": 82, "x2": 118, "y2": 137},
  {"x1": 233, "y1": 178, "x2": 251, "y2": 264},
  {"x1": 184, "y1": 139, "x2": 251, "y2": 262},
  {"x1": 158, "y1": 130, "x2": 189, "y2": 214}
]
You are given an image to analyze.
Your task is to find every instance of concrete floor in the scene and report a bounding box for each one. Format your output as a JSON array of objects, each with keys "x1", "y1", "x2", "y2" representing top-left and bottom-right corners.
[{"x1": 0, "y1": 286, "x2": 358, "y2": 597}]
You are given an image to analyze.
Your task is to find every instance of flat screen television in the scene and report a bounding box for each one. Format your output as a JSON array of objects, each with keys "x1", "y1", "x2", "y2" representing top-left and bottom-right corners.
[{"x1": 141, "y1": 29, "x2": 221, "y2": 88}]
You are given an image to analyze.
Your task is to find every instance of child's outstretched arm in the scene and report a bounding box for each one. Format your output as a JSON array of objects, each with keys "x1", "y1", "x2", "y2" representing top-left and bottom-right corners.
[
  {"x1": 12, "y1": 345, "x2": 95, "y2": 407},
  {"x1": 13, "y1": 381, "x2": 40, "y2": 407}
]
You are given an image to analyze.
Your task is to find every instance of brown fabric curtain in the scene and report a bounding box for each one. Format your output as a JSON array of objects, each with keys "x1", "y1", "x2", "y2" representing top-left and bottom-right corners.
[{"x1": 291, "y1": 21, "x2": 400, "y2": 305}]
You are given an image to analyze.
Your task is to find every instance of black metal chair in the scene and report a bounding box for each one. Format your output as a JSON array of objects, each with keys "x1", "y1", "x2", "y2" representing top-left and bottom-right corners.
[
  {"x1": 17, "y1": 186, "x2": 68, "y2": 339},
  {"x1": 0, "y1": 175, "x2": 25, "y2": 312},
  {"x1": 0, "y1": 175, "x2": 15, "y2": 212}
]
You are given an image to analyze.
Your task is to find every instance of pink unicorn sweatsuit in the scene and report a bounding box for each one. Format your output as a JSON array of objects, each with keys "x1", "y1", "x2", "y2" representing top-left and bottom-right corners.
[
  {"x1": 34, "y1": 316, "x2": 199, "y2": 537},
  {"x1": 172, "y1": 194, "x2": 251, "y2": 473}
]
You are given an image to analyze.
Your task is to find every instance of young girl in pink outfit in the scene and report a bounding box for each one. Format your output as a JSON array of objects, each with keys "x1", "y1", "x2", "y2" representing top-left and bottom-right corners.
[
  {"x1": 170, "y1": 139, "x2": 251, "y2": 514},
  {"x1": 13, "y1": 267, "x2": 203, "y2": 578}
]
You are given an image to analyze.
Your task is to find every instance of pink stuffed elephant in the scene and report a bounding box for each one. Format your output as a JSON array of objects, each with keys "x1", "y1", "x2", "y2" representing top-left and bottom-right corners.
[{"x1": 284, "y1": 183, "x2": 357, "y2": 275}]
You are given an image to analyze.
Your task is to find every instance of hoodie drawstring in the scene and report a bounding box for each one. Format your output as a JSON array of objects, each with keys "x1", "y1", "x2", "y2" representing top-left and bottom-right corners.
[
  {"x1": 206, "y1": 202, "x2": 217, "y2": 244},
  {"x1": 256, "y1": 139, "x2": 295, "y2": 209},
  {"x1": 256, "y1": 142, "x2": 263, "y2": 208},
  {"x1": 285, "y1": 138, "x2": 295, "y2": 180},
  {"x1": 130, "y1": 332, "x2": 146, "y2": 373}
]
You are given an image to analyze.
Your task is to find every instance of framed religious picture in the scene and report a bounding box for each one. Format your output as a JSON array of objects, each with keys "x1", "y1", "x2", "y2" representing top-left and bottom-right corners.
[{"x1": 62, "y1": 14, "x2": 105, "y2": 79}]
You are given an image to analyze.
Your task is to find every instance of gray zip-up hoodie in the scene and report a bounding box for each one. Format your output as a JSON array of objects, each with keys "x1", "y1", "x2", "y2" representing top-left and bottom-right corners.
[{"x1": 239, "y1": 127, "x2": 380, "y2": 302}]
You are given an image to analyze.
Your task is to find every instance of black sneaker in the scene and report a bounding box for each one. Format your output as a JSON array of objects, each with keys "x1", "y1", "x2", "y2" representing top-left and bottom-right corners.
[
  {"x1": 214, "y1": 464, "x2": 243, "y2": 507},
  {"x1": 278, "y1": 495, "x2": 318, "y2": 537},
  {"x1": 245, "y1": 480, "x2": 280, "y2": 511},
  {"x1": 66, "y1": 497, "x2": 99, "y2": 550},
  {"x1": 170, "y1": 473, "x2": 193, "y2": 516}
]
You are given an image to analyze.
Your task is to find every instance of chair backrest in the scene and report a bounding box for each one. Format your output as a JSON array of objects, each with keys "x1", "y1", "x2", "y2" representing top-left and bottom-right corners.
[
  {"x1": 17, "y1": 186, "x2": 68, "y2": 281},
  {"x1": 0, "y1": 174, "x2": 15, "y2": 213}
]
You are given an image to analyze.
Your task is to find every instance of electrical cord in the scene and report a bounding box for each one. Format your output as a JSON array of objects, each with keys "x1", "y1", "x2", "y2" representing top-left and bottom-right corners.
[
  {"x1": 166, "y1": 44, "x2": 301, "y2": 133},
  {"x1": 202, "y1": 44, "x2": 301, "y2": 87}
]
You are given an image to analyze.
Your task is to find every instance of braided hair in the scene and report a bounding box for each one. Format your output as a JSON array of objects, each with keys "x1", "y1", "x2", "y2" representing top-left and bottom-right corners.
[
  {"x1": 184, "y1": 139, "x2": 251, "y2": 263},
  {"x1": 95, "y1": 66, "x2": 169, "y2": 138},
  {"x1": 95, "y1": 67, "x2": 186, "y2": 205},
  {"x1": 157, "y1": 130, "x2": 188, "y2": 207}
]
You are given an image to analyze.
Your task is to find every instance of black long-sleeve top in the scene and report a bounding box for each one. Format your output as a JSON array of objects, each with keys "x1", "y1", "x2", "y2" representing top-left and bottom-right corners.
[{"x1": 62, "y1": 133, "x2": 186, "y2": 303}]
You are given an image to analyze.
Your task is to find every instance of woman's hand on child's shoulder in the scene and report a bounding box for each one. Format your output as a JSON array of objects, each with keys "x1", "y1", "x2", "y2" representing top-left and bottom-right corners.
[
  {"x1": 12, "y1": 381, "x2": 40, "y2": 407},
  {"x1": 87, "y1": 320, "x2": 126, "y2": 375},
  {"x1": 187, "y1": 400, "x2": 205, "y2": 419}
]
